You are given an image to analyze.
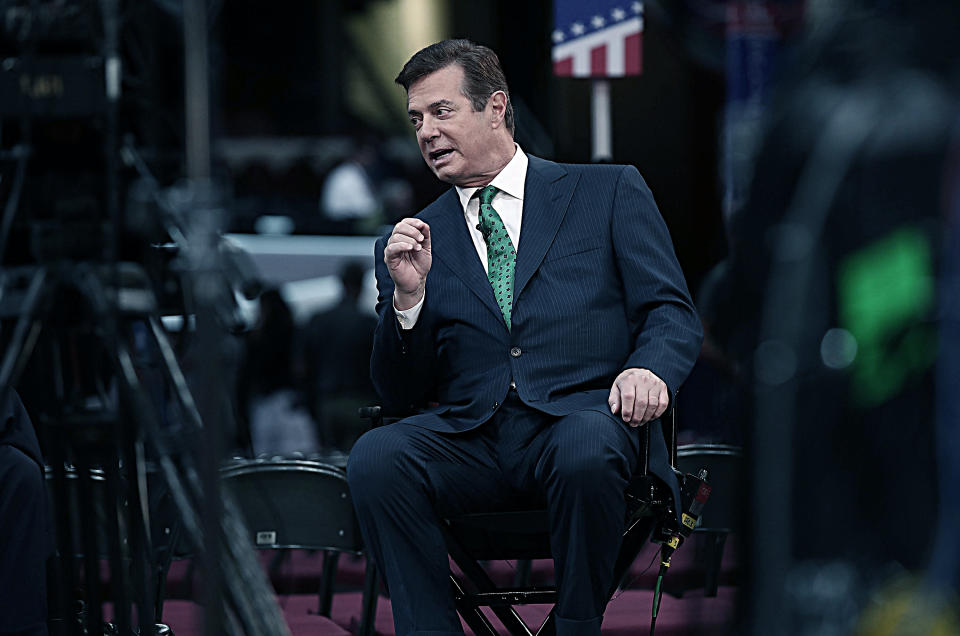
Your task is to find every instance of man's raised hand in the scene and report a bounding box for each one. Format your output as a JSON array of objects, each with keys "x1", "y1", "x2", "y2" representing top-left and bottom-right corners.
[
  {"x1": 385, "y1": 218, "x2": 432, "y2": 310},
  {"x1": 608, "y1": 368, "x2": 669, "y2": 427}
]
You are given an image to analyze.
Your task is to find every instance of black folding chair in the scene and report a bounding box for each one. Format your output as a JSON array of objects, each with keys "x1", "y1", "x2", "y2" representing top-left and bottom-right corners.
[
  {"x1": 219, "y1": 457, "x2": 378, "y2": 636},
  {"x1": 669, "y1": 444, "x2": 743, "y2": 598},
  {"x1": 359, "y1": 406, "x2": 694, "y2": 636}
]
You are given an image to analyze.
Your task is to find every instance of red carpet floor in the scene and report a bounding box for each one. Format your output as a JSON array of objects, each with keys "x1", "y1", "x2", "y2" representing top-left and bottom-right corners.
[{"x1": 153, "y1": 587, "x2": 737, "y2": 636}]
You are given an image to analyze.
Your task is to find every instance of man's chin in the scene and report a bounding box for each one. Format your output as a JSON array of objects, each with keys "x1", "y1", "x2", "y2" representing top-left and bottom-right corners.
[{"x1": 430, "y1": 165, "x2": 459, "y2": 184}]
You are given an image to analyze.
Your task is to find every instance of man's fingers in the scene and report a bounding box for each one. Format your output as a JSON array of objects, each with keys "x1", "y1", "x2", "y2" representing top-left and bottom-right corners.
[
  {"x1": 390, "y1": 219, "x2": 431, "y2": 254},
  {"x1": 609, "y1": 368, "x2": 670, "y2": 426},
  {"x1": 384, "y1": 239, "x2": 418, "y2": 261},
  {"x1": 388, "y1": 232, "x2": 420, "y2": 248},
  {"x1": 419, "y1": 222, "x2": 432, "y2": 248},
  {"x1": 394, "y1": 218, "x2": 429, "y2": 237},
  {"x1": 397, "y1": 216, "x2": 428, "y2": 229},
  {"x1": 653, "y1": 385, "x2": 669, "y2": 420},
  {"x1": 639, "y1": 385, "x2": 670, "y2": 423},
  {"x1": 608, "y1": 386, "x2": 620, "y2": 416},
  {"x1": 639, "y1": 389, "x2": 658, "y2": 424},
  {"x1": 405, "y1": 217, "x2": 429, "y2": 230},
  {"x1": 392, "y1": 225, "x2": 425, "y2": 243},
  {"x1": 619, "y1": 384, "x2": 636, "y2": 424}
]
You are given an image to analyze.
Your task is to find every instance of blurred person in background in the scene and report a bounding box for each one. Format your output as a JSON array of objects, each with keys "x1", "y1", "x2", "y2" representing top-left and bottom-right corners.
[
  {"x1": 921, "y1": 169, "x2": 960, "y2": 625},
  {"x1": 704, "y1": 1, "x2": 960, "y2": 631},
  {"x1": 0, "y1": 387, "x2": 50, "y2": 636},
  {"x1": 302, "y1": 261, "x2": 377, "y2": 452},
  {"x1": 238, "y1": 288, "x2": 318, "y2": 456},
  {"x1": 320, "y1": 132, "x2": 385, "y2": 235}
]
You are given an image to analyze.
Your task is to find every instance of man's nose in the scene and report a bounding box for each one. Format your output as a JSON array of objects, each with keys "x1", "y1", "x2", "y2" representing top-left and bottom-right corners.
[{"x1": 419, "y1": 116, "x2": 439, "y2": 142}]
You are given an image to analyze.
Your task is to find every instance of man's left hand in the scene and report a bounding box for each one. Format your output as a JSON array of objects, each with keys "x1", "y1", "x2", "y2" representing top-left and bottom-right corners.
[{"x1": 608, "y1": 368, "x2": 669, "y2": 427}]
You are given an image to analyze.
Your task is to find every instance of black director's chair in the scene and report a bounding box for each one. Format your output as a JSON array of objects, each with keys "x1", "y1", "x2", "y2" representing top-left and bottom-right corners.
[{"x1": 360, "y1": 405, "x2": 700, "y2": 636}]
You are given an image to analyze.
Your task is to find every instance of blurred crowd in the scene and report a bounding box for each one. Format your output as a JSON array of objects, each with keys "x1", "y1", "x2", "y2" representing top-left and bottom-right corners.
[
  {"x1": 234, "y1": 261, "x2": 377, "y2": 458},
  {"x1": 223, "y1": 131, "x2": 446, "y2": 238}
]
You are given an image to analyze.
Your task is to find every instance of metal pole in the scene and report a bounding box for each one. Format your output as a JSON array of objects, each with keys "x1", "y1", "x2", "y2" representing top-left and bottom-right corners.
[
  {"x1": 591, "y1": 79, "x2": 612, "y2": 161},
  {"x1": 184, "y1": 0, "x2": 211, "y2": 182},
  {"x1": 182, "y1": 3, "x2": 222, "y2": 634}
]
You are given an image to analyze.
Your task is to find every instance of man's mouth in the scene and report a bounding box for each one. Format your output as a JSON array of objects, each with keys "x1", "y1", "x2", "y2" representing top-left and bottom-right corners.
[{"x1": 428, "y1": 148, "x2": 454, "y2": 162}]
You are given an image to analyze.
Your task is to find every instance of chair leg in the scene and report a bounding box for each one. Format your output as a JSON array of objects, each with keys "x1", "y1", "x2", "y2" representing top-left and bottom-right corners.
[
  {"x1": 512, "y1": 559, "x2": 532, "y2": 587},
  {"x1": 535, "y1": 611, "x2": 556, "y2": 636},
  {"x1": 269, "y1": 549, "x2": 289, "y2": 574},
  {"x1": 445, "y1": 533, "x2": 536, "y2": 636},
  {"x1": 358, "y1": 559, "x2": 379, "y2": 636},
  {"x1": 449, "y1": 574, "x2": 504, "y2": 636},
  {"x1": 317, "y1": 550, "x2": 339, "y2": 616},
  {"x1": 608, "y1": 515, "x2": 657, "y2": 596},
  {"x1": 703, "y1": 532, "x2": 727, "y2": 598}
]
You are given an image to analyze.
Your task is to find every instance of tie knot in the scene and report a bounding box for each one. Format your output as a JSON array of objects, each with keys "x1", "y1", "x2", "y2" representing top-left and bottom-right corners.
[{"x1": 477, "y1": 185, "x2": 499, "y2": 206}]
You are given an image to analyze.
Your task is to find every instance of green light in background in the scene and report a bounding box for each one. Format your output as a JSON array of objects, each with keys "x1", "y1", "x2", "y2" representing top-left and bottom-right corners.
[{"x1": 837, "y1": 226, "x2": 936, "y2": 407}]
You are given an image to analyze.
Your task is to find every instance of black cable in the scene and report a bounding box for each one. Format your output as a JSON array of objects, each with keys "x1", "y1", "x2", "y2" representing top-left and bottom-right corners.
[
  {"x1": 610, "y1": 546, "x2": 660, "y2": 602},
  {"x1": 649, "y1": 539, "x2": 678, "y2": 636}
]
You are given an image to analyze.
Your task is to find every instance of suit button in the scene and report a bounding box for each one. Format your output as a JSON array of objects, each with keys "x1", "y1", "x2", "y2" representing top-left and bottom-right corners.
[
  {"x1": 493, "y1": 401, "x2": 499, "y2": 410},
  {"x1": 510, "y1": 347, "x2": 522, "y2": 358}
]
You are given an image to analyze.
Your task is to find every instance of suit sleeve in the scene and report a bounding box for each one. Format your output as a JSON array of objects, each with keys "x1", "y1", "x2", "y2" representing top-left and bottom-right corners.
[
  {"x1": 612, "y1": 165, "x2": 704, "y2": 400},
  {"x1": 369, "y1": 235, "x2": 438, "y2": 414}
]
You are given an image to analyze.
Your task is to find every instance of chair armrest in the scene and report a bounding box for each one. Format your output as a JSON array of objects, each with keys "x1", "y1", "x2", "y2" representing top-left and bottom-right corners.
[
  {"x1": 358, "y1": 405, "x2": 403, "y2": 428},
  {"x1": 357, "y1": 406, "x2": 382, "y2": 427}
]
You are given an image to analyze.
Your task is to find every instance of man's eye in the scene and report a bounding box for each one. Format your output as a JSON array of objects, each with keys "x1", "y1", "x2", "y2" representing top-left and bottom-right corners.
[
  {"x1": 410, "y1": 117, "x2": 421, "y2": 128},
  {"x1": 436, "y1": 108, "x2": 451, "y2": 117}
]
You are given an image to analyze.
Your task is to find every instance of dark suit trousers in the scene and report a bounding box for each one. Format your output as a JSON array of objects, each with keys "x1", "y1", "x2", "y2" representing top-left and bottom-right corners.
[
  {"x1": 347, "y1": 391, "x2": 640, "y2": 636},
  {"x1": 0, "y1": 446, "x2": 49, "y2": 636}
]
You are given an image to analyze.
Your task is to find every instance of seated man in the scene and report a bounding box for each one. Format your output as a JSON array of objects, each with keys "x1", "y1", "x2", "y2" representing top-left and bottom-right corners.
[
  {"x1": 0, "y1": 387, "x2": 50, "y2": 636},
  {"x1": 347, "y1": 40, "x2": 702, "y2": 636}
]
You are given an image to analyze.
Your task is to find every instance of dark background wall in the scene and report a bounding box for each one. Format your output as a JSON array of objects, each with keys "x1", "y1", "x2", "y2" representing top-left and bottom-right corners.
[{"x1": 216, "y1": 0, "x2": 730, "y2": 290}]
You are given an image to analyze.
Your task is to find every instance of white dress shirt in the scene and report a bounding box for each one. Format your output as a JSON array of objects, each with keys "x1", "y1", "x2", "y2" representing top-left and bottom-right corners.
[{"x1": 395, "y1": 145, "x2": 528, "y2": 329}]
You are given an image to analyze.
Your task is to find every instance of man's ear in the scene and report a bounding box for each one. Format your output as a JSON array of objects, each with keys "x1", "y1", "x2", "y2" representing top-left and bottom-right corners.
[{"x1": 487, "y1": 91, "x2": 507, "y2": 128}]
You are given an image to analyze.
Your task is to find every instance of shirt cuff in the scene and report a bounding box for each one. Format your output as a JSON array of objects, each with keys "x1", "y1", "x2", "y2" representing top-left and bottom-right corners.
[{"x1": 394, "y1": 291, "x2": 424, "y2": 330}]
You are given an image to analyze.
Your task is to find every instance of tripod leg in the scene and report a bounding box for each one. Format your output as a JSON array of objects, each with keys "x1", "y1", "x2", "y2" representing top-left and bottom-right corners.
[
  {"x1": 147, "y1": 317, "x2": 203, "y2": 429},
  {"x1": 113, "y1": 333, "x2": 288, "y2": 635},
  {"x1": 43, "y1": 332, "x2": 84, "y2": 636},
  {"x1": 75, "y1": 458, "x2": 106, "y2": 635},
  {"x1": 46, "y1": 445, "x2": 77, "y2": 634},
  {"x1": 0, "y1": 267, "x2": 48, "y2": 389}
]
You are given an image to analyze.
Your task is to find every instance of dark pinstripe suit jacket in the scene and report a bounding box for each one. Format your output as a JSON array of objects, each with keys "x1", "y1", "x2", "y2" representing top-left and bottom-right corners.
[{"x1": 371, "y1": 155, "x2": 702, "y2": 447}]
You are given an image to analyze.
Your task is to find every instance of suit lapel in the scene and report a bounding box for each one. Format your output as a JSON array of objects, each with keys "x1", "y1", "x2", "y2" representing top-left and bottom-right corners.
[
  {"x1": 514, "y1": 156, "x2": 579, "y2": 300},
  {"x1": 428, "y1": 189, "x2": 504, "y2": 324}
]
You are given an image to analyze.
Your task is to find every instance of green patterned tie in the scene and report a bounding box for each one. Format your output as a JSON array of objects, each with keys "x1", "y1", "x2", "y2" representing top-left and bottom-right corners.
[{"x1": 476, "y1": 185, "x2": 516, "y2": 330}]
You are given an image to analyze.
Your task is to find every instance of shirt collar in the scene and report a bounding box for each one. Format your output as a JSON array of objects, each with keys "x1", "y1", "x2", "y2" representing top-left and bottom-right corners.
[{"x1": 455, "y1": 144, "x2": 527, "y2": 213}]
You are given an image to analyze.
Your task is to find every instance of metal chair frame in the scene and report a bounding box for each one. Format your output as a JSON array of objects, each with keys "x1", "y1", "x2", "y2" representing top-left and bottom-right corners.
[{"x1": 360, "y1": 406, "x2": 681, "y2": 636}]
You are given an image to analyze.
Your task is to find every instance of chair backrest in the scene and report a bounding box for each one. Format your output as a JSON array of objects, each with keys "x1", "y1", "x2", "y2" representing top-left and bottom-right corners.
[{"x1": 219, "y1": 458, "x2": 362, "y2": 553}]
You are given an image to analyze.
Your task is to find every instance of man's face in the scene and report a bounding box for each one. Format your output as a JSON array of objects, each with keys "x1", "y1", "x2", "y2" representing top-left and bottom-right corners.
[{"x1": 406, "y1": 64, "x2": 502, "y2": 187}]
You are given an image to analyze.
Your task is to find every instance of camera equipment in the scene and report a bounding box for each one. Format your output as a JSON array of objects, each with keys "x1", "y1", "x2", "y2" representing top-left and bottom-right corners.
[
  {"x1": 646, "y1": 468, "x2": 712, "y2": 636},
  {"x1": 0, "y1": 2, "x2": 281, "y2": 634}
]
